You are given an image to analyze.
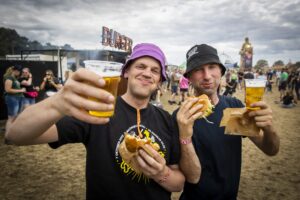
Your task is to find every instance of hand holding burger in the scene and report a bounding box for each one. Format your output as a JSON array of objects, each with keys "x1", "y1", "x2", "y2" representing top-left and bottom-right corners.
[
  {"x1": 177, "y1": 94, "x2": 214, "y2": 139},
  {"x1": 118, "y1": 133, "x2": 161, "y2": 173}
]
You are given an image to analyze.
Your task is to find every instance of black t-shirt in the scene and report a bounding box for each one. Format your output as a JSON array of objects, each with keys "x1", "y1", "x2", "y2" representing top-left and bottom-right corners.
[
  {"x1": 282, "y1": 95, "x2": 293, "y2": 105},
  {"x1": 243, "y1": 72, "x2": 254, "y2": 79},
  {"x1": 174, "y1": 95, "x2": 244, "y2": 200},
  {"x1": 19, "y1": 77, "x2": 35, "y2": 91},
  {"x1": 49, "y1": 97, "x2": 180, "y2": 200},
  {"x1": 44, "y1": 77, "x2": 60, "y2": 92}
]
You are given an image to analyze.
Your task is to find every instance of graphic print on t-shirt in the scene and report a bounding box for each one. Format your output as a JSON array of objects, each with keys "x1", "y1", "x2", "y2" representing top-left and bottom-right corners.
[{"x1": 115, "y1": 124, "x2": 166, "y2": 183}]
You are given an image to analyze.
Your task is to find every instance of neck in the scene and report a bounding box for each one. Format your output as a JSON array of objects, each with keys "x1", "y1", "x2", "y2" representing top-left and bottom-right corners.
[{"x1": 121, "y1": 92, "x2": 150, "y2": 109}]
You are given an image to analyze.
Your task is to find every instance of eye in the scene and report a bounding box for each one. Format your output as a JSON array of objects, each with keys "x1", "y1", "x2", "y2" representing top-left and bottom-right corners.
[
  {"x1": 208, "y1": 65, "x2": 218, "y2": 70},
  {"x1": 152, "y1": 68, "x2": 160, "y2": 75},
  {"x1": 136, "y1": 65, "x2": 145, "y2": 70}
]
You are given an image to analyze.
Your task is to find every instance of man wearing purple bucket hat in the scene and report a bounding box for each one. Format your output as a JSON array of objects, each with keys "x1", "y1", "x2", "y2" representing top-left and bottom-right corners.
[{"x1": 7, "y1": 43, "x2": 185, "y2": 199}]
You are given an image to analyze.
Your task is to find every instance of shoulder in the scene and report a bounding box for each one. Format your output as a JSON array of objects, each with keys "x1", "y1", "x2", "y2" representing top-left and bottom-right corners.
[
  {"x1": 4, "y1": 76, "x2": 13, "y2": 81},
  {"x1": 219, "y1": 95, "x2": 244, "y2": 108},
  {"x1": 149, "y1": 104, "x2": 172, "y2": 118}
]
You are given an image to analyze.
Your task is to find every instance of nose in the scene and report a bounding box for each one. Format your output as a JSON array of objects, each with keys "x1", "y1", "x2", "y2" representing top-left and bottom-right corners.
[
  {"x1": 142, "y1": 67, "x2": 152, "y2": 78},
  {"x1": 202, "y1": 68, "x2": 212, "y2": 80}
]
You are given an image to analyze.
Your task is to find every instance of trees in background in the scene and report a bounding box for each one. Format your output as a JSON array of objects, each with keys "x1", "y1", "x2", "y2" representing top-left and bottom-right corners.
[{"x1": 0, "y1": 27, "x2": 73, "y2": 57}]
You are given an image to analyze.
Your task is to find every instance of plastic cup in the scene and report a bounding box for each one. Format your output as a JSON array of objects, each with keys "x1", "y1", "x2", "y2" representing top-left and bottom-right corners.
[
  {"x1": 83, "y1": 60, "x2": 122, "y2": 117},
  {"x1": 245, "y1": 79, "x2": 266, "y2": 110}
]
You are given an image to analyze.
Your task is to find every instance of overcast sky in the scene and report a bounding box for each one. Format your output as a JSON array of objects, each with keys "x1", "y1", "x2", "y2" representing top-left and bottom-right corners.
[{"x1": 1, "y1": 0, "x2": 299, "y2": 66}]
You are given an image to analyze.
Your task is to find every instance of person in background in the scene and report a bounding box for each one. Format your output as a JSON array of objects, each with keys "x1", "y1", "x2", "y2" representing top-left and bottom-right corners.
[
  {"x1": 295, "y1": 70, "x2": 300, "y2": 100},
  {"x1": 275, "y1": 69, "x2": 281, "y2": 86},
  {"x1": 243, "y1": 68, "x2": 254, "y2": 79},
  {"x1": 175, "y1": 44, "x2": 279, "y2": 200},
  {"x1": 179, "y1": 69, "x2": 189, "y2": 105},
  {"x1": 281, "y1": 90, "x2": 297, "y2": 108},
  {"x1": 256, "y1": 70, "x2": 267, "y2": 80},
  {"x1": 168, "y1": 68, "x2": 180, "y2": 105},
  {"x1": 3, "y1": 65, "x2": 25, "y2": 136},
  {"x1": 278, "y1": 68, "x2": 288, "y2": 100},
  {"x1": 237, "y1": 70, "x2": 244, "y2": 90},
  {"x1": 40, "y1": 69, "x2": 62, "y2": 98},
  {"x1": 19, "y1": 67, "x2": 38, "y2": 110},
  {"x1": 6, "y1": 43, "x2": 185, "y2": 200}
]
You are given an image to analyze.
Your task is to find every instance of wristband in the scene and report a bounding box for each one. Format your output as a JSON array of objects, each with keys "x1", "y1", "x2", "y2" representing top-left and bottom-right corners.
[
  {"x1": 180, "y1": 137, "x2": 192, "y2": 145},
  {"x1": 158, "y1": 167, "x2": 170, "y2": 184}
]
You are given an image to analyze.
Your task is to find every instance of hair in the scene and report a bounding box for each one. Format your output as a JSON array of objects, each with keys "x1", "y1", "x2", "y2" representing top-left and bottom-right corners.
[
  {"x1": 22, "y1": 67, "x2": 30, "y2": 73},
  {"x1": 46, "y1": 69, "x2": 54, "y2": 76},
  {"x1": 4, "y1": 66, "x2": 14, "y2": 78}
]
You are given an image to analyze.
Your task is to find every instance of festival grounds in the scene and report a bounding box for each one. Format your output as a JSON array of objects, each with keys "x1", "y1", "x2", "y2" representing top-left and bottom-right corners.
[{"x1": 0, "y1": 88, "x2": 299, "y2": 200}]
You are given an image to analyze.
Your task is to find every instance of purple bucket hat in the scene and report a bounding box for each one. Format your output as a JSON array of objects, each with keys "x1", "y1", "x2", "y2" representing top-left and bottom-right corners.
[{"x1": 121, "y1": 43, "x2": 167, "y2": 81}]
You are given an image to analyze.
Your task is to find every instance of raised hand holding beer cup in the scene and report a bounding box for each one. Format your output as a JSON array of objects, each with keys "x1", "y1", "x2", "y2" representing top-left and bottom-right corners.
[
  {"x1": 83, "y1": 60, "x2": 122, "y2": 117},
  {"x1": 53, "y1": 67, "x2": 116, "y2": 124},
  {"x1": 245, "y1": 79, "x2": 267, "y2": 110}
]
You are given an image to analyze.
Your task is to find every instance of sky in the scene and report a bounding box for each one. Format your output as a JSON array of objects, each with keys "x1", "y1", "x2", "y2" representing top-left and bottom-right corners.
[{"x1": 1, "y1": 0, "x2": 300, "y2": 66}]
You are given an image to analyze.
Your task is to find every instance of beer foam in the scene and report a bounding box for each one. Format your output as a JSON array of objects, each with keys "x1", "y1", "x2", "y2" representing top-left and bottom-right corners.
[
  {"x1": 84, "y1": 60, "x2": 122, "y2": 77},
  {"x1": 245, "y1": 79, "x2": 266, "y2": 87}
]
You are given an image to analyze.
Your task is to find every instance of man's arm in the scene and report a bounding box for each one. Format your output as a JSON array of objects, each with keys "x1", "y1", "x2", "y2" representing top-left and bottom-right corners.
[
  {"x1": 6, "y1": 68, "x2": 116, "y2": 145},
  {"x1": 176, "y1": 98, "x2": 203, "y2": 183},
  {"x1": 135, "y1": 145, "x2": 185, "y2": 192},
  {"x1": 248, "y1": 101, "x2": 280, "y2": 156}
]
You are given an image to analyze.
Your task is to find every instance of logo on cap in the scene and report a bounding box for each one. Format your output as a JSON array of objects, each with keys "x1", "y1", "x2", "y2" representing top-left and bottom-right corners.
[{"x1": 187, "y1": 46, "x2": 198, "y2": 60}]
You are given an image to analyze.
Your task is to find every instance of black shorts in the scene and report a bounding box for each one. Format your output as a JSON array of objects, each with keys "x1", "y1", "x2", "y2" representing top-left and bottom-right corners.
[{"x1": 279, "y1": 81, "x2": 287, "y2": 91}]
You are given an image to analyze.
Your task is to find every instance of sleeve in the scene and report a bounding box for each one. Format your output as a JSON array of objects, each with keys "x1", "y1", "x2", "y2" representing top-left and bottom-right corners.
[
  {"x1": 168, "y1": 109, "x2": 180, "y2": 165},
  {"x1": 231, "y1": 97, "x2": 244, "y2": 108},
  {"x1": 49, "y1": 116, "x2": 90, "y2": 149}
]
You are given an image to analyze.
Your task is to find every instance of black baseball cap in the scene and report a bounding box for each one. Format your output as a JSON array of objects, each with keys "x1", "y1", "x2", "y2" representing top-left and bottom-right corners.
[
  {"x1": 184, "y1": 44, "x2": 226, "y2": 78},
  {"x1": 12, "y1": 64, "x2": 23, "y2": 72}
]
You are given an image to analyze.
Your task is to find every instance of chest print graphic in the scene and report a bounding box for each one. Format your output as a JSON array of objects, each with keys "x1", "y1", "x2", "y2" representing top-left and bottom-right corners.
[{"x1": 115, "y1": 124, "x2": 166, "y2": 183}]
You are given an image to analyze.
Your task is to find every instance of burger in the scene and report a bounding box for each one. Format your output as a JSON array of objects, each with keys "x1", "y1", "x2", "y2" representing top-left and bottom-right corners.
[
  {"x1": 118, "y1": 133, "x2": 160, "y2": 173},
  {"x1": 191, "y1": 94, "x2": 214, "y2": 121}
]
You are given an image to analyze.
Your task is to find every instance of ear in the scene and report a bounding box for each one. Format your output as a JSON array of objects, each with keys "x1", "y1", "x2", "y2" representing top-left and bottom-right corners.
[{"x1": 124, "y1": 70, "x2": 129, "y2": 78}]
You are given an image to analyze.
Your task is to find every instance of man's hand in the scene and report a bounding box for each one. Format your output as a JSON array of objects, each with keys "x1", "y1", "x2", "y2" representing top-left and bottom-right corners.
[
  {"x1": 248, "y1": 101, "x2": 274, "y2": 133},
  {"x1": 51, "y1": 68, "x2": 115, "y2": 124},
  {"x1": 135, "y1": 144, "x2": 167, "y2": 181},
  {"x1": 176, "y1": 97, "x2": 203, "y2": 139}
]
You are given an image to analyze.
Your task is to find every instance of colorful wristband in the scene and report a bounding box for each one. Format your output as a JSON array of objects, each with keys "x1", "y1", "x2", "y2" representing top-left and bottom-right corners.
[{"x1": 179, "y1": 137, "x2": 192, "y2": 145}]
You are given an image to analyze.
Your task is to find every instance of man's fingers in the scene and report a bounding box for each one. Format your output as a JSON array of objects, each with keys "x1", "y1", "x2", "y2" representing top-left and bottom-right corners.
[
  {"x1": 69, "y1": 94, "x2": 114, "y2": 112},
  {"x1": 248, "y1": 108, "x2": 272, "y2": 117},
  {"x1": 254, "y1": 115, "x2": 272, "y2": 123},
  {"x1": 180, "y1": 98, "x2": 199, "y2": 112},
  {"x1": 71, "y1": 68, "x2": 104, "y2": 86},
  {"x1": 250, "y1": 101, "x2": 268, "y2": 109},
  {"x1": 70, "y1": 108, "x2": 110, "y2": 124},
  {"x1": 65, "y1": 79, "x2": 115, "y2": 104}
]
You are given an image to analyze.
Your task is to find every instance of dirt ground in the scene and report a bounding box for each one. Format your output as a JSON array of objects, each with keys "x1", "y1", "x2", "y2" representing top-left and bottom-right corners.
[{"x1": 0, "y1": 87, "x2": 299, "y2": 200}]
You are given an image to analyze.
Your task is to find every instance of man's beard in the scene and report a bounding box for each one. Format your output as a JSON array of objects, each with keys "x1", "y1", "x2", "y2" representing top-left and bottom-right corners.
[{"x1": 193, "y1": 85, "x2": 215, "y2": 97}]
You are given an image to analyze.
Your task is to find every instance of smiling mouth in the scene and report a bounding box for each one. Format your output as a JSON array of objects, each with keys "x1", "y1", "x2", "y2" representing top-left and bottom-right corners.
[
  {"x1": 138, "y1": 79, "x2": 153, "y2": 85},
  {"x1": 201, "y1": 83, "x2": 212, "y2": 87}
]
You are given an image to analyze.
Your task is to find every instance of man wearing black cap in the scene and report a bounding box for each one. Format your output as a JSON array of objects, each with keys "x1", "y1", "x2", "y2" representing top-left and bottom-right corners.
[
  {"x1": 6, "y1": 43, "x2": 185, "y2": 199},
  {"x1": 175, "y1": 44, "x2": 280, "y2": 200}
]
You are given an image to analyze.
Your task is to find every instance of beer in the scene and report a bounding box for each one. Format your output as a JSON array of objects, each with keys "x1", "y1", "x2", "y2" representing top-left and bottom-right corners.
[
  {"x1": 88, "y1": 76, "x2": 120, "y2": 117},
  {"x1": 245, "y1": 79, "x2": 266, "y2": 110},
  {"x1": 84, "y1": 60, "x2": 123, "y2": 117}
]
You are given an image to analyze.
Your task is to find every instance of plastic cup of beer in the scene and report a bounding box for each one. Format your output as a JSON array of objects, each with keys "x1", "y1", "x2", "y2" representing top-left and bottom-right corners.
[
  {"x1": 244, "y1": 79, "x2": 266, "y2": 110},
  {"x1": 83, "y1": 60, "x2": 122, "y2": 117}
]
